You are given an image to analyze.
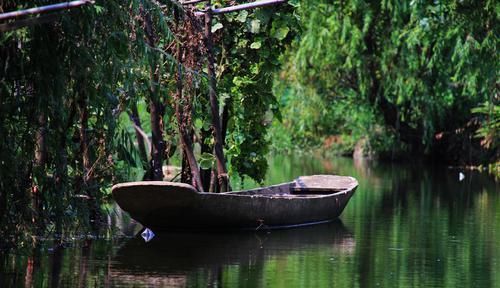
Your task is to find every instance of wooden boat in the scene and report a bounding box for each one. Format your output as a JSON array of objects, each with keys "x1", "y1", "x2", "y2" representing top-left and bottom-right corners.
[{"x1": 112, "y1": 175, "x2": 358, "y2": 231}]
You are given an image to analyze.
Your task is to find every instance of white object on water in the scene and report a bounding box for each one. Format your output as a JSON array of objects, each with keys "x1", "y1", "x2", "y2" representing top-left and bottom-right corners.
[
  {"x1": 141, "y1": 228, "x2": 155, "y2": 242},
  {"x1": 459, "y1": 172, "x2": 465, "y2": 182}
]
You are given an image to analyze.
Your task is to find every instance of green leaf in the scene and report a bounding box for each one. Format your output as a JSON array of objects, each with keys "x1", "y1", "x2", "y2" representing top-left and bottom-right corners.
[
  {"x1": 237, "y1": 39, "x2": 249, "y2": 48},
  {"x1": 224, "y1": 13, "x2": 235, "y2": 22},
  {"x1": 273, "y1": 27, "x2": 289, "y2": 40},
  {"x1": 212, "y1": 22, "x2": 223, "y2": 33},
  {"x1": 94, "y1": 5, "x2": 105, "y2": 14},
  {"x1": 236, "y1": 11, "x2": 248, "y2": 23},
  {"x1": 250, "y1": 64, "x2": 260, "y2": 75},
  {"x1": 254, "y1": 9, "x2": 272, "y2": 26},
  {"x1": 287, "y1": 0, "x2": 300, "y2": 7},
  {"x1": 250, "y1": 19, "x2": 261, "y2": 34},
  {"x1": 199, "y1": 153, "x2": 215, "y2": 170},
  {"x1": 194, "y1": 118, "x2": 203, "y2": 129},
  {"x1": 250, "y1": 41, "x2": 262, "y2": 49}
]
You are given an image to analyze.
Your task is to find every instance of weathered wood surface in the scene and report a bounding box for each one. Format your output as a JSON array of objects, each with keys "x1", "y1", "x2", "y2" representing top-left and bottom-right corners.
[
  {"x1": 112, "y1": 175, "x2": 358, "y2": 230},
  {"x1": 292, "y1": 175, "x2": 358, "y2": 192}
]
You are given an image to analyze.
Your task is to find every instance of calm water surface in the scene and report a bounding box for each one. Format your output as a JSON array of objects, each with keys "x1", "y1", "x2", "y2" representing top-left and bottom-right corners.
[{"x1": 1, "y1": 155, "x2": 499, "y2": 287}]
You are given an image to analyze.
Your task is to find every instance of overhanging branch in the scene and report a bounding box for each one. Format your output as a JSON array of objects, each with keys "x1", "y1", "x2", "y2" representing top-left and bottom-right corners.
[{"x1": 0, "y1": 0, "x2": 94, "y2": 21}]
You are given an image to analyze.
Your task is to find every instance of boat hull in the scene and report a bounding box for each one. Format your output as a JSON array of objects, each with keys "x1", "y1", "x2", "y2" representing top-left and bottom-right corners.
[{"x1": 112, "y1": 175, "x2": 357, "y2": 230}]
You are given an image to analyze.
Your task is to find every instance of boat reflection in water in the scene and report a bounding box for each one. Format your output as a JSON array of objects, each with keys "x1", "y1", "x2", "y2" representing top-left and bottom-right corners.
[{"x1": 110, "y1": 221, "x2": 355, "y2": 287}]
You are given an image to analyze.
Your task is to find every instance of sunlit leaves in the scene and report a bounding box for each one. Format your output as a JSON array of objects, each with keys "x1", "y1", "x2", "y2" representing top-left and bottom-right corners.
[
  {"x1": 212, "y1": 22, "x2": 224, "y2": 33},
  {"x1": 472, "y1": 102, "x2": 499, "y2": 150},
  {"x1": 236, "y1": 10, "x2": 249, "y2": 23},
  {"x1": 199, "y1": 153, "x2": 216, "y2": 170},
  {"x1": 276, "y1": 0, "x2": 498, "y2": 159},
  {"x1": 250, "y1": 19, "x2": 261, "y2": 33},
  {"x1": 273, "y1": 26, "x2": 289, "y2": 40},
  {"x1": 250, "y1": 41, "x2": 261, "y2": 49}
]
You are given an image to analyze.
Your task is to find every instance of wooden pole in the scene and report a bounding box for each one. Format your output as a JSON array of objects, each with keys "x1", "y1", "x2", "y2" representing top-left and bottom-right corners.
[
  {"x1": 211, "y1": 0, "x2": 287, "y2": 15},
  {"x1": 205, "y1": 0, "x2": 229, "y2": 192},
  {"x1": 0, "y1": 0, "x2": 93, "y2": 21},
  {"x1": 181, "y1": 0, "x2": 207, "y2": 5}
]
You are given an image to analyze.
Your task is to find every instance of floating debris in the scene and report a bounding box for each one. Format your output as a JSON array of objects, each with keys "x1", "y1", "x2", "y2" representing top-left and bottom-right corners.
[
  {"x1": 459, "y1": 172, "x2": 465, "y2": 181},
  {"x1": 141, "y1": 228, "x2": 155, "y2": 242}
]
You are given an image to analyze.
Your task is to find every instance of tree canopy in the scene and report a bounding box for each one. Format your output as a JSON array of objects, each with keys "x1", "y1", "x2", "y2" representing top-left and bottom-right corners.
[
  {"x1": 0, "y1": 0, "x2": 296, "y2": 245},
  {"x1": 275, "y1": 0, "x2": 498, "y2": 163},
  {"x1": 0, "y1": 0, "x2": 497, "y2": 247}
]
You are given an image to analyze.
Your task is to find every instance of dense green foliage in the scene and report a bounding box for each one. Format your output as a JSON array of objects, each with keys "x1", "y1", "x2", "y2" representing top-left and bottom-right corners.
[
  {"x1": 0, "y1": 0, "x2": 184, "y2": 242},
  {"x1": 0, "y1": 0, "x2": 296, "y2": 244},
  {"x1": 212, "y1": 1, "x2": 298, "y2": 182},
  {"x1": 1, "y1": 0, "x2": 137, "y2": 241},
  {"x1": 274, "y1": 0, "x2": 498, "y2": 164},
  {"x1": 0, "y1": 0, "x2": 497, "y2": 246}
]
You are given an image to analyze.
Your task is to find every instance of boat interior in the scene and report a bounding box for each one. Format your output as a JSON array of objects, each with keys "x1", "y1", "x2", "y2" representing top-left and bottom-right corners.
[{"x1": 221, "y1": 183, "x2": 345, "y2": 196}]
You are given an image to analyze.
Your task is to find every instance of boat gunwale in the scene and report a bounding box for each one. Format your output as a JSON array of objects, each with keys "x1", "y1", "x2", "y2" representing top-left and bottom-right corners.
[
  {"x1": 210, "y1": 185, "x2": 357, "y2": 200},
  {"x1": 111, "y1": 176, "x2": 358, "y2": 200}
]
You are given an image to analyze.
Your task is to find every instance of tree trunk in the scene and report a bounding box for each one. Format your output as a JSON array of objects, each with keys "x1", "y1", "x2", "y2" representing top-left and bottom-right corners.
[
  {"x1": 181, "y1": 150, "x2": 192, "y2": 184},
  {"x1": 149, "y1": 99, "x2": 165, "y2": 180},
  {"x1": 35, "y1": 112, "x2": 47, "y2": 167},
  {"x1": 221, "y1": 99, "x2": 230, "y2": 143},
  {"x1": 79, "y1": 95, "x2": 91, "y2": 182},
  {"x1": 209, "y1": 170, "x2": 217, "y2": 193},
  {"x1": 174, "y1": 41, "x2": 203, "y2": 190},
  {"x1": 143, "y1": 4, "x2": 165, "y2": 181},
  {"x1": 205, "y1": 5, "x2": 229, "y2": 192},
  {"x1": 33, "y1": 112, "x2": 47, "y2": 226}
]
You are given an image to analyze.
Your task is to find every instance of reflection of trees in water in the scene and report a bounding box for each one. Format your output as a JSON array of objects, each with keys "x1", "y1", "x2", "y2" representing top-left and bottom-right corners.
[
  {"x1": 108, "y1": 202, "x2": 142, "y2": 237},
  {"x1": 352, "y1": 161, "x2": 499, "y2": 288},
  {"x1": 1, "y1": 155, "x2": 498, "y2": 287},
  {"x1": 110, "y1": 221, "x2": 354, "y2": 287},
  {"x1": 265, "y1": 154, "x2": 498, "y2": 288},
  {"x1": 105, "y1": 154, "x2": 498, "y2": 288},
  {"x1": 0, "y1": 221, "x2": 355, "y2": 288},
  {"x1": 375, "y1": 164, "x2": 497, "y2": 217},
  {"x1": 0, "y1": 238, "x2": 120, "y2": 288},
  {"x1": 110, "y1": 273, "x2": 187, "y2": 287}
]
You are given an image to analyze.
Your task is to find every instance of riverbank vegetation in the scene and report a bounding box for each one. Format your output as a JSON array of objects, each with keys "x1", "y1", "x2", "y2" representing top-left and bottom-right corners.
[
  {"x1": 0, "y1": 0, "x2": 295, "y2": 247},
  {"x1": 273, "y1": 0, "x2": 498, "y2": 167},
  {"x1": 0, "y1": 0, "x2": 497, "y2": 247}
]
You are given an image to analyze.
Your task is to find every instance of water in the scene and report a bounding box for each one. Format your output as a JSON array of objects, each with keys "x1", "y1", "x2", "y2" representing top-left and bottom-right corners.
[{"x1": 1, "y1": 154, "x2": 498, "y2": 287}]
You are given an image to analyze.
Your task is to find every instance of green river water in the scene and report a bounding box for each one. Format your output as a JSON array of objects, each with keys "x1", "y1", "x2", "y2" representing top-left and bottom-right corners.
[{"x1": 1, "y1": 154, "x2": 499, "y2": 287}]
